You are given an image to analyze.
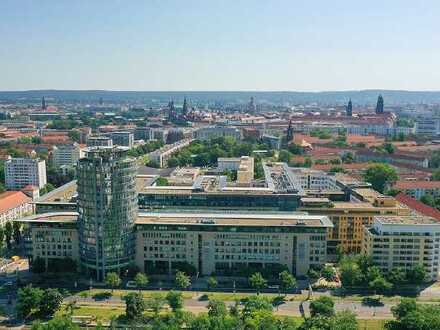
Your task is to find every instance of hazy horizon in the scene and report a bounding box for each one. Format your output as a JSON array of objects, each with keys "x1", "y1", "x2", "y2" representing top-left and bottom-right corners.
[{"x1": 1, "y1": 0, "x2": 439, "y2": 91}]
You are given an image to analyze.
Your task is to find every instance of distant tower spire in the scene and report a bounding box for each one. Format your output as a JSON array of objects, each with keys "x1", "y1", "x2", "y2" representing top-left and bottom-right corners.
[
  {"x1": 375, "y1": 94, "x2": 384, "y2": 114},
  {"x1": 42, "y1": 96, "x2": 46, "y2": 110},
  {"x1": 286, "y1": 119, "x2": 294, "y2": 142},
  {"x1": 182, "y1": 97, "x2": 188, "y2": 117},
  {"x1": 168, "y1": 100, "x2": 175, "y2": 121},
  {"x1": 346, "y1": 99, "x2": 353, "y2": 117},
  {"x1": 248, "y1": 97, "x2": 257, "y2": 114}
]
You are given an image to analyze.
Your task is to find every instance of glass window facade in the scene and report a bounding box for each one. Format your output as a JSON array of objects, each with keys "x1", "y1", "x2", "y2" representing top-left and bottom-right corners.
[{"x1": 77, "y1": 147, "x2": 138, "y2": 280}]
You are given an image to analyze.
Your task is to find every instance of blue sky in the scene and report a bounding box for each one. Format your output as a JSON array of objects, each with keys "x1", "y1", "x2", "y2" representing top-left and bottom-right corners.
[{"x1": 1, "y1": 0, "x2": 439, "y2": 91}]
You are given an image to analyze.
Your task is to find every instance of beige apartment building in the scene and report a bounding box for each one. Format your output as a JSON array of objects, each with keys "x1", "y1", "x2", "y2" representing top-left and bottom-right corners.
[
  {"x1": 135, "y1": 212, "x2": 332, "y2": 277},
  {"x1": 299, "y1": 188, "x2": 410, "y2": 255},
  {"x1": 363, "y1": 215, "x2": 440, "y2": 281}
]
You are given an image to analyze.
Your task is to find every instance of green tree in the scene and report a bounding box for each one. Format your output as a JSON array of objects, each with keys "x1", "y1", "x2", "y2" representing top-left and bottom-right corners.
[
  {"x1": 391, "y1": 298, "x2": 417, "y2": 320},
  {"x1": 429, "y1": 151, "x2": 440, "y2": 168},
  {"x1": 13, "y1": 221, "x2": 22, "y2": 245},
  {"x1": 386, "y1": 299, "x2": 440, "y2": 330},
  {"x1": 369, "y1": 276, "x2": 392, "y2": 295},
  {"x1": 4, "y1": 221, "x2": 12, "y2": 249},
  {"x1": 0, "y1": 226, "x2": 4, "y2": 248},
  {"x1": 382, "y1": 143, "x2": 396, "y2": 154},
  {"x1": 65, "y1": 300, "x2": 78, "y2": 318},
  {"x1": 362, "y1": 163, "x2": 398, "y2": 193},
  {"x1": 279, "y1": 270, "x2": 296, "y2": 295},
  {"x1": 166, "y1": 290, "x2": 183, "y2": 311},
  {"x1": 241, "y1": 295, "x2": 273, "y2": 318},
  {"x1": 207, "y1": 276, "x2": 218, "y2": 290},
  {"x1": 432, "y1": 168, "x2": 440, "y2": 180},
  {"x1": 331, "y1": 310, "x2": 358, "y2": 330},
  {"x1": 420, "y1": 194, "x2": 436, "y2": 207},
  {"x1": 31, "y1": 316, "x2": 80, "y2": 330},
  {"x1": 387, "y1": 268, "x2": 407, "y2": 286},
  {"x1": 339, "y1": 258, "x2": 363, "y2": 287},
  {"x1": 155, "y1": 177, "x2": 169, "y2": 186},
  {"x1": 321, "y1": 266, "x2": 336, "y2": 281},
  {"x1": 278, "y1": 150, "x2": 291, "y2": 163},
  {"x1": 124, "y1": 292, "x2": 146, "y2": 320},
  {"x1": 366, "y1": 265, "x2": 382, "y2": 282},
  {"x1": 147, "y1": 293, "x2": 165, "y2": 317},
  {"x1": 134, "y1": 272, "x2": 149, "y2": 290},
  {"x1": 407, "y1": 264, "x2": 426, "y2": 284},
  {"x1": 307, "y1": 267, "x2": 320, "y2": 281},
  {"x1": 175, "y1": 271, "x2": 191, "y2": 290},
  {"x1": 341, "y1": 152, "x2": 354, "y2": 164},
  {"x1": 16, "y1": 285, "x2": 43, "y2": 320},
  {"x1": 207, "y1": 299, "x2": 227, "y2": 318},
  {"x1": 249, "y1": 272, "x2": 267, "y2": 294},
  {"x1": 105, "y1": 272, "x2": 121, "y2": 293},
  {"x1": 32, "y1": 257, "x2": 46, "y2": 273},
  {"x1": 309, "y1": 296, "x2": 335, "y2": 317},
  {"x1": 299, "y1": 315, "x2": 330, "y2": 330},
  {"x1": 288, "y1": 143, "x2": 304, "y2": 155},
  {"x1": 68, "y1": 130, "x2": 81, "y2": 143},
  {"x1": 39, "y1": 288, "x2": 63, "y2": 318}
]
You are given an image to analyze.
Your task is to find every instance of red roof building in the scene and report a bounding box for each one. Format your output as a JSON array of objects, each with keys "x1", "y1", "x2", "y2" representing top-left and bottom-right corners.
[
  {"x1": 0, "y1": 191, "x2": 33, "y2": 226},
  {"x1": 395, "y1": 193, "x2": 440, "y2": 222}
]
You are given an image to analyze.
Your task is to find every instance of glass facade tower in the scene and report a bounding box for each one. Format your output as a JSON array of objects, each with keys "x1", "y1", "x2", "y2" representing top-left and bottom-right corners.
[{"x1": 77, "y1": 147, "x2": 137, "y2": 280}]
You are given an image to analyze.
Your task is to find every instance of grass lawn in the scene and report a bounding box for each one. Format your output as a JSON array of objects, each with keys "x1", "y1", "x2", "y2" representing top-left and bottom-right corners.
[
  {"x1": 76, "y1": 289, "x2": 309, "y2": 302},
  {"x1": 76, "y1": 288, "x2": 194, "y2": 300},
  {"x1": 57, "y1": 305, "x2": 125, "y2": 322},
  {"x1": 203, "y1": 292, "x2": 308, "y2": 302},
  {"x1": 358, "y1": 319, "x2": 387, "y2": 330}
]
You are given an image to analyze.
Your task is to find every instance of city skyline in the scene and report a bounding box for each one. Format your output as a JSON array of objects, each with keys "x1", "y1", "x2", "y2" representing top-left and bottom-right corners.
[{"x1": 1, "y1": 0, "x2": 440, "y2": 91}]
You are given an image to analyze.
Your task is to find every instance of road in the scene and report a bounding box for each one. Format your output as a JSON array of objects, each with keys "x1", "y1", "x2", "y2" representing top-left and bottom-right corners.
[{"x1": 67, "y1": 294, "x2": 396, "y2": 319}]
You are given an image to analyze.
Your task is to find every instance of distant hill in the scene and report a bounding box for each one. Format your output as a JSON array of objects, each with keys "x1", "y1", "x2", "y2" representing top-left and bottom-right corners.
[{"x1": 1, "y1": 89, "x2": 440, "y2": 105}]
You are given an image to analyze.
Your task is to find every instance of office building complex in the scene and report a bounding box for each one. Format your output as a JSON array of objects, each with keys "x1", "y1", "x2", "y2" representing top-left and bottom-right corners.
[
  {"x1": 363, "y1": 216, "x2": 440, "y2": 281},
  {"x1": 148, "y1": 138, "x2": 193, "y2": 168},
  {"x1": 51, "y1": 143, "x2": 82, "y2": 168},
  {"x1": 86, "y1": 136, "x2": 113, "y2": 147},
  {"x1": 394, "y1": 181, "x2": 440, "y2": 200},
  {"x1": 5, "y1": 158, "x2": 47, "y2": 190},
  {"x1": 136, "y1": 212, "x2": 331, "y2": 277},
  {"x1": 415, "y1": 117, "x2": 440, "y2": 136},
  {"x1": 300, "y1": 188, "x2": 410, "y2": 255},
  {"x1": 77, "y1": 147, "x2": 138, "y2": 280},
  {"x1": 194, "y1": 126, "x2": 242, "y2": 141},
  {"x1": 111, "y1": 131, "x2": 134, "y2": 148},
  {"x1": 218, "y1": 156, "x2": 254, "y2": 186},
  {"x1": 20, "y1": 211, "x2": 332, "y2": 278}
]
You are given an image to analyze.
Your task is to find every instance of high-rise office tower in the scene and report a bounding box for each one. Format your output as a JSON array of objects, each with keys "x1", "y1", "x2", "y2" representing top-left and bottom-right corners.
[
  {"x1": 375, "y1": 95, "x2": 384, "y2": 114},
  {"x1": 346, "y1": 99, "x2": 353, "y2": 117},
  {"x1": 77, "y1": 147, "x2": 138, "y2": 280}
]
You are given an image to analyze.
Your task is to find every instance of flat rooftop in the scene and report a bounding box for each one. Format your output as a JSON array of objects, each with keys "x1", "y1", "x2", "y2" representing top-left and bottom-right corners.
[
  {"x1": 375, "y1": 215, "x2": 440, "y2": 225},
  {"x1": 17, "y1": 212, "x2": 78, "y2": 223},
  {"x1": 136, "y1": 212, "x2": 333, "y2": 228},
  {"x1": 35, "y1": 180, "x2": 77, "y2": 203}
]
